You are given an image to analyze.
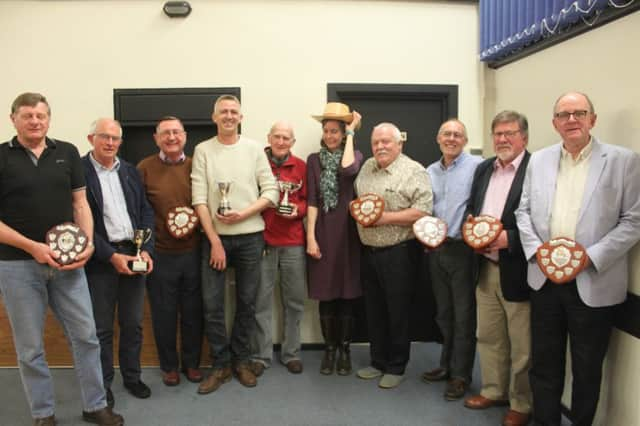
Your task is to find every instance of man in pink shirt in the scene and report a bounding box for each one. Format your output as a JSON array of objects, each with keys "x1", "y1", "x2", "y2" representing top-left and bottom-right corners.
[{"x1": 463, "y1": 111, "x2": 532, "y2": 426}]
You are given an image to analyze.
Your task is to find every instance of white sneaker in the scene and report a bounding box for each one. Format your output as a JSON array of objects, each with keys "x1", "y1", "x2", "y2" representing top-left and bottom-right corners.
[
  {"x1": 356, "y1": 366, "x2": 383, "y2": 380},
  {"x1": 378, "y1": 374, "x2": 403, "y2": 389}
]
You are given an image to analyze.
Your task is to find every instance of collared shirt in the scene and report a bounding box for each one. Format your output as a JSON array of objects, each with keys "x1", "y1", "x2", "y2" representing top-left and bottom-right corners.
[
  {"x1": 159, "y1": 150, "x2": 186, "y2": 164},
  {"x1": 480, "y1": 149, "x2": 526, "y2": 261},
  {"x1": 550, "y1": 139, "x2": 593, "y2": 239},
  {"x1": 355, "y1": 153, "x2": 432, "y2": 247},
  {"x1": 0, "y1": 137, "x2": 86, "y2": 260},
  {"x1": 89, "y1": 153, "x2": 134, "y2": 242},
  {"x1": 427, "y1": 152, "x2": 483, "y2": 238}
]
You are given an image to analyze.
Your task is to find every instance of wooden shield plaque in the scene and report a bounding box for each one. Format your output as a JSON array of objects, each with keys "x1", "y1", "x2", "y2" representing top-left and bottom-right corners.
[
  {"x1": 413, "y1": 216, "x2": 448, "y2": 249},
  {"x1": 46, "y1": 222, "x2": 88, "y2": 265},
  {"x1": 462, "y1": 215, "x2": 503, "y2": 250},
  {"x1": 536, "y1": 237, "x2": 587, "y2": 284},
  {"x1": 349, "y1": 193, "x2": 384, "y2": 227},
  {"x1": 166, "y1": 206, "x2": 199, "y2": 239}
]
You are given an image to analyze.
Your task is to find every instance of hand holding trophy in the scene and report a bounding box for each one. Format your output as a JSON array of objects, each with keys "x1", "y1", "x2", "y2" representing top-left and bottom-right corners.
[
  {"x1": 277, "y1": 180, "x2": 303, "y2": 216},
  {"x1": 349, "y1": 193, "x2": 384, "y2": 226},
  {"x1": 536, "y1": 237, "x2": 587, "y2": 284},
  {"x1": 217, "y1": 181, "x2": 232, "y2": 216},
  {"x1": 462, "y1": 215, "x2": 503, "y2": 250},
  {"x1": 46, "y1": 222, "x2": 89, "y2": 265},
  {"x1": 129, "y1": 228, "x2": 152, "y2": 273}
]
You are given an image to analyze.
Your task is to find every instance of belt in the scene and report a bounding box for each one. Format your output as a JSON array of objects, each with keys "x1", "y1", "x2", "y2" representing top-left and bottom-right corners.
[{"x1": 110, "y1": 240, "x2": 136, "y2": 252}]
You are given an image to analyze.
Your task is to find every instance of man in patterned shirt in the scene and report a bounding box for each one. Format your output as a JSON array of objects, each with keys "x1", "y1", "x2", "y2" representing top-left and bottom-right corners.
[{"x1": 354, "y1": 122, "x2": 432, "y2": 389}]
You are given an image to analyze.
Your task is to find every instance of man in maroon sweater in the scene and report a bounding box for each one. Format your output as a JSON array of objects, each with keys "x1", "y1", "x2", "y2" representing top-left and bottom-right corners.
[
  {"x1": 137, "y1": 116, "x2": 203, "y2": 387},
  {"x1": 250, "y1": 121, "x2": 307, "y2": 375}
]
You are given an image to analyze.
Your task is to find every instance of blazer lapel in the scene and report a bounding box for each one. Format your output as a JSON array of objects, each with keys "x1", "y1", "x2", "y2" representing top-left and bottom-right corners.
[
  {"x1": 578, "y1": 139, "x2": 607, "y2": 224},
  {"x1": 84, "y1": 156, "x2": 104, "y2": 212},
  {"x1": 117, "y1": 164, "x2": 135, "y2": 226},
  {"x1": 544, "y1": 145, "x2": 562, "y2": 224},
  {"x1": 474, "y1": 159, "x2": 494, "y2": 216},
  {"x1": 502, "y1": 151, "x2": 530, "y2": 218}
]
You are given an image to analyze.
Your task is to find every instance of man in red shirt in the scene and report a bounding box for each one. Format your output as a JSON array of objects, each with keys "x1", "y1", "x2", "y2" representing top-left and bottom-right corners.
[{"x1": 250, "y1": 121, "x2": 307, "y2": 375}]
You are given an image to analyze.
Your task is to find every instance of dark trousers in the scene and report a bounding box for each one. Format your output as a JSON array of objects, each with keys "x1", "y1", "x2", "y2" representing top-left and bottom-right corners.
[
  {"x1": 428, "y1": 240, "x2": 477, "y2": 383},
  {"x1": 361, "y1": 240, "x2": 418, "y2": 375},
  {"x1": 86, "y1": 257, "x2": 145, "y2": 387},
  {"x1": 530, "y1": 280, "x2": 614, "y2": 426},
  {"x1": 201, "y1": 232, "x2": 264, "y2": 368},
  {"x1": 147, "y1": 248, "x2": 203, "y2": 373}
]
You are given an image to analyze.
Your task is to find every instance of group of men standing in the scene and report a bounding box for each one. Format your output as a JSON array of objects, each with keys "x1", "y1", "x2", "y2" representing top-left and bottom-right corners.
[
  {"x1": 419, "y1": 92, "x2": 640, "y2": 426},
  {"x1": 0, "y1": 91, "x2": 638, "y2": 426}
]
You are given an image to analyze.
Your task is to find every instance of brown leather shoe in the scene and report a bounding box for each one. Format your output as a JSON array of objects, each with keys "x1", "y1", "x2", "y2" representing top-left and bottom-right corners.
[
  {"x1": 82, "y1": 407, "x2": 124, "y2": 425},
  {"x1": 162, "y1": 370, "x2": 180, "y2": 386},
  {"x1": 184, "y1": 368, "x2": 203, "y2": 383},
  {"x1": 285, "y1": 359, "x2": 303, "y2": 374},
  {"x1": 502, "y1": 409, "x2": 531, "y2": 426},
  {"x1": 234, "y1": 363, "x2": 257, "y2": 387},
  {"x1": 421, "y1": 367, "x2": 449, "y2": 383},
  {"x1": 444, "y1": 377, "x2": 468, "y2": 401},
  {"x1": 464, "y1": 394, "x2": 509, "y2": 409},
  {"x1": 249, "y1": 361, "x2": 265, "y2": 377},
  {"x1": 33, "y1": 415, "x2": 56, "y2": 426},
  {"x1": 197, "y1": 367, "x2": 232, "y2": 394}
]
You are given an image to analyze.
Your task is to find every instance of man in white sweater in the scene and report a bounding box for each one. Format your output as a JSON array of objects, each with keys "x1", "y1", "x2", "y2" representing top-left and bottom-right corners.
[{"x1": 191, "y1": 95, "x2": 279, "y2": 394}]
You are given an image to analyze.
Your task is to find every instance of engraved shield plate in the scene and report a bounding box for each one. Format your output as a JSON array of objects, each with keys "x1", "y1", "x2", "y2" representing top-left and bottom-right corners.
[
  {"x1": 349, "y1": 193, "x2": 384, "y2": 227},
  {"x1": 166, "y1": 206, "x2": 199, "y2": 239},
  {"x1": 413, "y1": 216, "x2": 448, "y2": 249},
  {"x1": 462, "y1": 215, "x2": 503, "y2": 250},
  {"x1": 536, "y1": 237, "x2": 587, "y2": 284},
  {"x1": 46, "y1": 222, "x2": 88, "y2": 265}
]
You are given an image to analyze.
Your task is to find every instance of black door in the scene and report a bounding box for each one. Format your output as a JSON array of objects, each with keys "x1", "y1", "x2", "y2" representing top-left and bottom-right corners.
[
  {"x1": 114, "y1": 87, "x2": 241, "y2": 166},
  {"x1": 328, "y1": 83, "x2": 457, "y2": 343}
]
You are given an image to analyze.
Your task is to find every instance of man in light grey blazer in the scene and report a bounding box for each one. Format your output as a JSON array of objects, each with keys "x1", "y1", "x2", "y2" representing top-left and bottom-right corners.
[{"x1": 515, "y1": 92, "x2": 640, "y2": 426}]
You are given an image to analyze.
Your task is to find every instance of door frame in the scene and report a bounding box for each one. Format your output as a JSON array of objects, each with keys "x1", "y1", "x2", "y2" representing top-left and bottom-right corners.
[{"x1": 328, "y1": 83, "x2": 458, "y2": 121}]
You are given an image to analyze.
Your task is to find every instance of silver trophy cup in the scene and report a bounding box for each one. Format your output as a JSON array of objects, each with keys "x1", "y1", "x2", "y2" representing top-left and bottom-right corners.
[
  {"x1": 277, "y1": 180, "x2": 303, "y2": 215},
  {"x1": 130, "y1": 228, "x2": 152, "y2": 273},
  {"x1": 217, "y1": 181, "x2": 232, "y2": 216}
]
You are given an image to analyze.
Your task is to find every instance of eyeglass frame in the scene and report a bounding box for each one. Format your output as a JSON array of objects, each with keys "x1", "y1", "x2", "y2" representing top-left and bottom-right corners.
[
  {"x1": 491, "y1": 129, "x2": 522, "y2": 139},
  {"x1": 554, "y1": 110, "x2": 590, "y2": 121}
]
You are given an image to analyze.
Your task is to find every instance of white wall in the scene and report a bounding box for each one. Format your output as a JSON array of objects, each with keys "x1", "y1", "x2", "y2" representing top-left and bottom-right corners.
[
  {"x1": 487, "y1": 12, "x2": 640, "y2": 425},
  {"x1": 0, "y1": 0, "x2": 481, "y2": 344},
  {"x1": 0, "y1": 0, "x2": 482, "y2": 157}
]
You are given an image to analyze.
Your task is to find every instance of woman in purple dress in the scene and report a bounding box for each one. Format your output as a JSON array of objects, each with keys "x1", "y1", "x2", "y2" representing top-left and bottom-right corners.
[{"x1": 306, "y1": 102, "x2": 363, "y2": 376}]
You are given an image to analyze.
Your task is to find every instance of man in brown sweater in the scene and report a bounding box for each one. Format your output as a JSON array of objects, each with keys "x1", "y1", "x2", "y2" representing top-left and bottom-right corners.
[{"x1": 137, "y1": 116, "x2": 203, "y2": 387}]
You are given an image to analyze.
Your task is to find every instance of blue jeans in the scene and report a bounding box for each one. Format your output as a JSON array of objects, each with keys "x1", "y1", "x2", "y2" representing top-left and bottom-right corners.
[
  {"x1": 201, "y1": 232, "x2": 264, "y2": 368},
  {"x1": 251, "y1": 245, "x2": 306, "y2": 366},
  {"x1": 147, "y1": 248, "x2": 203, "y2": 372},
  {"x1": 0, "y1": 260, "x2": 106, "y2": 418}
]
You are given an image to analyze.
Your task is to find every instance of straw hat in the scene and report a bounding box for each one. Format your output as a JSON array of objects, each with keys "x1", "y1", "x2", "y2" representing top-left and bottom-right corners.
[{"x1": 311, "y1": 102, "x2": 354, "y2": 124}]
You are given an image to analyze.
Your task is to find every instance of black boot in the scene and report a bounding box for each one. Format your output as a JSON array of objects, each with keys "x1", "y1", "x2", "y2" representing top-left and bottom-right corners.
[
  {"x1": 320, "y1": 316, "x2": 337, "y2": 375},
  {"x1": 336, "y1": 316, "x2": 353, "y2": 376}
]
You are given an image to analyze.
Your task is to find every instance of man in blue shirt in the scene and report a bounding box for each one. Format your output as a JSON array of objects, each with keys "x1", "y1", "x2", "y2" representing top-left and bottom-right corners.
[
  {"x1": 423, "y1": 119, "x2": 482, "y2": 400},
  {"x1": 83, "y1": 118, "x2": 155, "y2": 408}
]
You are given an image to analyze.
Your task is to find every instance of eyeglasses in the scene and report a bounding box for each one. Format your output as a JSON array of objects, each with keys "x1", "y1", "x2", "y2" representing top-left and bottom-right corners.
[
  {"x1": 554, "y1": 110, "x2": 589, "y2": 121},
  {"x1": 439, "y1": 131, "x2": 465, "y2": 139},
  {"x1": 95, "y1": 133, "x2": 122, "y2": 142},
  {"x1": 158, "y1": 129, "x2": 186, "y2": 137},
  {"x1": 492, "y1": 130, "x2": 520, "y2": 139}
]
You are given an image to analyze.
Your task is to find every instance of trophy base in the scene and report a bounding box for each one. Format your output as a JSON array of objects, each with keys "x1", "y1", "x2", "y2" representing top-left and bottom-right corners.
[
  {"x1": 277, "y1": 205, "x2": 294, "y2": 215},
  {"x1": 217, "y1": 207, "x2": 230, "y2": 216},
  {"x1": 129, "y1": 260, "x2": 148, "y2": 273}
]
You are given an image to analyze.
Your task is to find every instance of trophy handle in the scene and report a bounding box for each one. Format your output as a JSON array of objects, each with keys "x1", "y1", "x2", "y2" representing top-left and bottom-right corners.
[{"x1": 142, "y1": 228, "x2": 152, "y2": 244}]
